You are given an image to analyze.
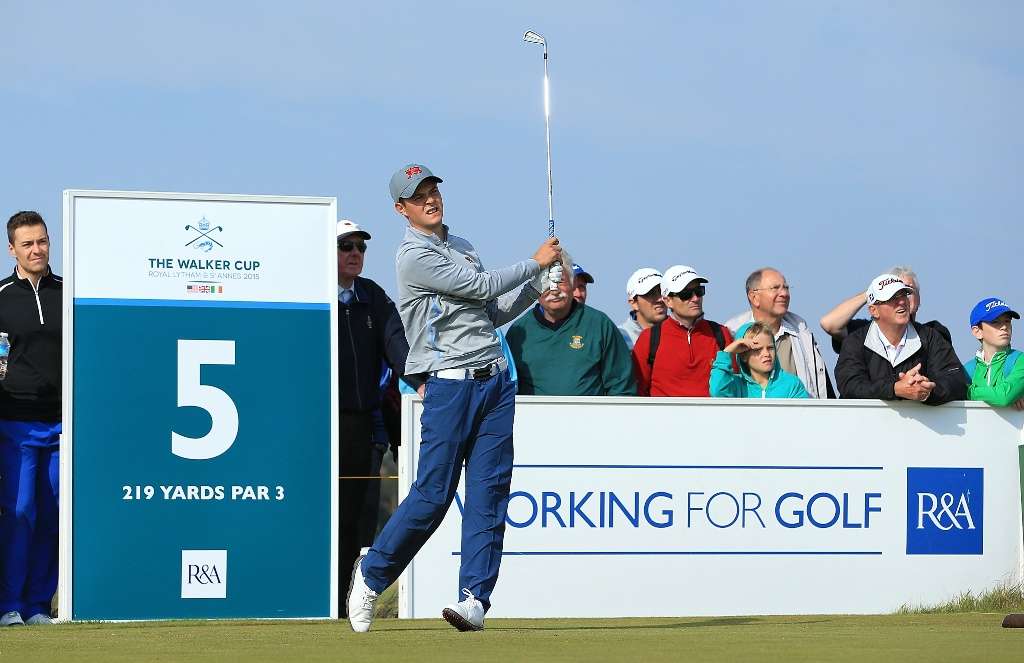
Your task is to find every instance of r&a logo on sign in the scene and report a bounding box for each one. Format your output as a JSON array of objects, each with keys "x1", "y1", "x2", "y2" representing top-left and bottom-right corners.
[
  {"x1": 906, "y1": 467, "x2": 983, "y2": 555},
  {"x1": 181, "y1": 549, "x2": 228, "y2": 599}
]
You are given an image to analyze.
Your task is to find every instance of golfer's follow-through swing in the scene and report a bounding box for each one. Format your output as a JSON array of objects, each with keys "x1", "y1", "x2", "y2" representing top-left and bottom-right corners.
[{"x1": 345, "y1": 163, "x2": 562, "y2": 632}]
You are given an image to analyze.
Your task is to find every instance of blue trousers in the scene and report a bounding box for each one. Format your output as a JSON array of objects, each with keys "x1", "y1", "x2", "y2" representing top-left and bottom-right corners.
[
  {"x1": 0, "y1": 420, "x2": 61, "y2": 618},
  {"x1": 361, "y1": 369, "x2": 515, "y2": 611}
]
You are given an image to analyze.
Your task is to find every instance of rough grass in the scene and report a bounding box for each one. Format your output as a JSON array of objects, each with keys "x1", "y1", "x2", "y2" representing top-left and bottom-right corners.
[
  {"x1": 1, "y1": 613, "x2": 1021, "y2": 663},
  {"x1": 896, "y1": 582, "x2": 1024, "y2": 614}
]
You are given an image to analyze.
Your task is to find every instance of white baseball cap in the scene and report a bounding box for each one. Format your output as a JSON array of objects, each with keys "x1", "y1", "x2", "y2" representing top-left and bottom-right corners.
[
  {"x1": 866, "y1": 273, "x2": 913, "y2": 305},
  {"x1": 337, "y1": 219, "x2": 371, "y2": 240},
  {"x1": 626, "y1": 268, "x2": 663, "y2": 298},
  {"x1": 661, "y1": 265, "x2": 708, "y2": 295}
]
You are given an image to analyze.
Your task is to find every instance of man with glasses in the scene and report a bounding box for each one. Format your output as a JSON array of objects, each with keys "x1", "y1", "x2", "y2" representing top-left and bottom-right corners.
[
  {"x1": 346, "y1": 164, "x2": 561, "y2": 633},
  {"x1": 618, "y1": 267, "x2": 667, "y2": 348},
  {"x1": 835, "y1": 273, "x2": 966, "y2": 404},
  {"x1": 632, "y1": 265, "x2": 733, "y2": 396},
  {"x1": 725, "y1": 267, "x2": 833, "y2": 398},
  {"x1": 335, "y1": 219, "x2": 422, "y2": 618}
]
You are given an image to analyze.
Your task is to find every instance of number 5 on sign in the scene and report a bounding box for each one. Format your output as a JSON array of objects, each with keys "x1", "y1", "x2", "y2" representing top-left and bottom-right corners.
[{"x1": 171, "y1": 340, "x2": 238, "y2": 460}]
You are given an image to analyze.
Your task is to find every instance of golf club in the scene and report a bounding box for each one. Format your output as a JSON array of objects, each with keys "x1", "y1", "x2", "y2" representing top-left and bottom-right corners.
[
  {"x1": 523, "y1": 30, "x2": 554, "y2": 239},
  {"x1": 184, "y1": 224, "x2": 224, "y2": 247}
]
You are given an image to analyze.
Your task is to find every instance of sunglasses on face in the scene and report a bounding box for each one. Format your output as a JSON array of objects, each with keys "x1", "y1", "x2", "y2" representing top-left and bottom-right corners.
[
  {"x1": 338, "y1": 240, "x2": 367, "y2": 253},
  {"x1": 669, "y1": 285, "x2": 705, "y2": 300}
]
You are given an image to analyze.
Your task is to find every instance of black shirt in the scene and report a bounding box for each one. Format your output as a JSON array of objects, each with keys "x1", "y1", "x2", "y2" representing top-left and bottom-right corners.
[{"x1": 0, "y1": 269, "x2": 62, "y2": 421}]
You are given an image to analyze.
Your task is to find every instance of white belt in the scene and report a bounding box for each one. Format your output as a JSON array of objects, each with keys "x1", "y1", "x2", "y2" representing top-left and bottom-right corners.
[{"x1": 432, "y1": 357, "x2": 507, "y2": 381}]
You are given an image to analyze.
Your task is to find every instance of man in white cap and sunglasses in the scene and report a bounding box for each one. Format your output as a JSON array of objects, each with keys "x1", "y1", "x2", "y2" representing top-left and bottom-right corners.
[
  {"x1": 335, "y1": 219, "x2": 422, "y2": 618},
  {"x1": 835, "y1": 273, "x2": 966, "y2": 404},
  {"x1": 632, "y1": 265, "x2": 733, "y2": 396},
  {"x1": 346, "y1": 164, "x2": 561, "y2": 633}
]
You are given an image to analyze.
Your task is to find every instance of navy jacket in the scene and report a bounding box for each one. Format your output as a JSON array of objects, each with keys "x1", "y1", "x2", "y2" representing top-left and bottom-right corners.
[{"x1": 339, "y1": 276, "x2": 421, "y2": 413}]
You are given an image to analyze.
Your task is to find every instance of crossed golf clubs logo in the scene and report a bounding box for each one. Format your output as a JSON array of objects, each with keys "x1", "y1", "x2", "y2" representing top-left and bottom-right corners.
[{"x1": 185, "y1": 217, "x2": 224, "y2": 252}]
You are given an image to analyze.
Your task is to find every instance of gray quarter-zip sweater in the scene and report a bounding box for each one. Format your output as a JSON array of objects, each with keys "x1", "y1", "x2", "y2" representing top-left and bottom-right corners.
[{"x1": 396, "y1": 225, "x2": 543, "y2": 375}]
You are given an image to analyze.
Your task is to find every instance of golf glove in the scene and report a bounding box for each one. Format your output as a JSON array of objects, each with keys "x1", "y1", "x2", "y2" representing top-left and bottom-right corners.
[{"x1": 547, "y1": 263, "x2": 563, "y2": 291}]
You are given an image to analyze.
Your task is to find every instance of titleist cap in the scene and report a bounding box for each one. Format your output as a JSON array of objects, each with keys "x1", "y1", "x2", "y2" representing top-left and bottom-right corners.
[
  {"x1": 866, "y1": 273, "x2": 914, "y2": 305},
  {"x1": 970, "y1": 297, "x2": 1019, "y2": 327}
]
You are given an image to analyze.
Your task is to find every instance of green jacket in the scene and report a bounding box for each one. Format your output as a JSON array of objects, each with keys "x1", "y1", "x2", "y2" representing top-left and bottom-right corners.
[
  {"x1": 506, "y1": 302, "x2": 635, "y2": 396},
  {"x1": 967, "y1": 348, "x2": 1024, "y2": 407}
]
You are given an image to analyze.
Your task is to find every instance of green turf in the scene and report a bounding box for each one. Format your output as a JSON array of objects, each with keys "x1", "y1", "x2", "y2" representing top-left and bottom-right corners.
[{"x1": 1, "y1": 614, "x2": 1021, "y2": 663}]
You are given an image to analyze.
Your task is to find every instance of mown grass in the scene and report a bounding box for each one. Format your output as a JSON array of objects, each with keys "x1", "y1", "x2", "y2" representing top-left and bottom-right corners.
[
  {"x1": 1, "y1": 613, "x2": 1021, "y2": 663},
  {"x1": 896, "y1": 582, "x2": 1024, "y2": 614}
]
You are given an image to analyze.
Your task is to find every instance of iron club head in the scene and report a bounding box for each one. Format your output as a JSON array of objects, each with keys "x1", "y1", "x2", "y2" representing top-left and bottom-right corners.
[{"x1": 523, "y1": 30, "x2": 545, "y2": 46}]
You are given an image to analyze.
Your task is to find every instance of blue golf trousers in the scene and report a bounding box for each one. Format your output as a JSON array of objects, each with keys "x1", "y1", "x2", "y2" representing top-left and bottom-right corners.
[
  {"x1": 0, "y1": 420, "x2": 61, "y2": 618},
  {"x1": 361, "y1": 368, "x2": 515, "y2": 612}
]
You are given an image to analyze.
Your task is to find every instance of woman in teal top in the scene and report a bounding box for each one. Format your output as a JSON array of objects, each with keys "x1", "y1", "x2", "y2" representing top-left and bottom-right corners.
[{"x1": 709, "y1": 321, "x2": 809, "y2": 399}]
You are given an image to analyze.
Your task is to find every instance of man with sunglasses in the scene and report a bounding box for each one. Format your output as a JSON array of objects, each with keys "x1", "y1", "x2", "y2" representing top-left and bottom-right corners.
[
  {"x1": 835, "y1": 273, "x2": 966, "y2": 404},
  {"x1": 335, "y1": 219, "x2": 422, "y2": 618},
  {"x1": 346, "y1": 164, "x2": 561, "y2": 633},
  {"x1": 632, "y1": 264, "x2": 733, "y2": 396},
  {"x1": 724, "y1": 267, "x2": 834, "y2": 398}
]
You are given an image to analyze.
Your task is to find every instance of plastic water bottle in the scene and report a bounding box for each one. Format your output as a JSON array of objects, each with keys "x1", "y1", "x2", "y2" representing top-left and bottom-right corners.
[{"x1": 0, "y1": 333, "x2": 9, "y2": 381}]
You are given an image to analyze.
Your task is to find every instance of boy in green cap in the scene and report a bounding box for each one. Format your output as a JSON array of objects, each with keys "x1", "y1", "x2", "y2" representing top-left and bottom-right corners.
[{"x1": 965, "y1": 297, "x2": 1024, "y2": 408}]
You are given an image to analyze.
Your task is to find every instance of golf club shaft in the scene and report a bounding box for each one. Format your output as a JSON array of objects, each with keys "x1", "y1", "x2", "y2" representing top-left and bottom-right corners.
[{"x1": 543, "y1": 48, "x2": 554, "y2": 237}]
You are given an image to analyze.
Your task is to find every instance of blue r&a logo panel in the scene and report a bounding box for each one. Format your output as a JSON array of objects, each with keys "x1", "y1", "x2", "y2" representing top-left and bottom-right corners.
[{"x1": 906, "y1": 467, "x2": 983, "y2": 555}]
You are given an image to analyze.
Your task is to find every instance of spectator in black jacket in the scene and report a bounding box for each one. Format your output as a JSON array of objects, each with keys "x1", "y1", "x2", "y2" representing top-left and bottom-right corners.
[
  {"x1": 0, "y1": 211, "x2": 62, "y2": 626},
  {"x1": 336, "y1": 219, "x2": 422, "y2": 617},
  {"x1": 820, "y1": 265, "x2": 952, "y2": 352},
  {"x1": 835, "y1": 273, "x2": 967, "y2": 404}
]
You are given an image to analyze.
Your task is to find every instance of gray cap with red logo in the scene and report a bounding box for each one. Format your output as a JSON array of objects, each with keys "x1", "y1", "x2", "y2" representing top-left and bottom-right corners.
[{"x1": 389, "y1": 164, "x2": 443, "y2": 202}]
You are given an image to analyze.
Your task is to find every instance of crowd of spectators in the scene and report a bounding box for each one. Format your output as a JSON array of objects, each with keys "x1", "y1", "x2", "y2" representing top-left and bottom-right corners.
[{"x1": 484, "y1": 250, "x2": 1022, "y2": 409}]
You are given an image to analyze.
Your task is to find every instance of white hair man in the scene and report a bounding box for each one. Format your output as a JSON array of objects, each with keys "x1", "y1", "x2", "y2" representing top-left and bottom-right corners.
[
  {"x1": 507, "y1": 250, "x2": 634, "y2": 396},
  {"x1": 724, "y1": 267, "x2": 833, "y2": 398}
]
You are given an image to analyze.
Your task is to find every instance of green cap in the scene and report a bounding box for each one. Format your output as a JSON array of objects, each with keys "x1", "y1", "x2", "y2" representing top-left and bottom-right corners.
[{"x1": 390, "y1": 164, "x2": 442, "y2": 202}]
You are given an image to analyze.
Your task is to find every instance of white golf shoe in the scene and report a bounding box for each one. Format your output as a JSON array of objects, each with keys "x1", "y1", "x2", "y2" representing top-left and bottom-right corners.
[
  {"x1": 0, "y1": 611, "x2": 24, "y2": 626},
  {"x1": 441, "y1": 588, "x2": 485, "y2": 632},
  {"x1": 25, "y1": 613, "x2": 54, "y2": 625},
  {"x1": 346, "y1": 548, "x2": 378, "y2": 633}
]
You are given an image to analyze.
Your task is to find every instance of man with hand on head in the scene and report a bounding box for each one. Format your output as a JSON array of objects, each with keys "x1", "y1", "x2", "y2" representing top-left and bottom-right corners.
[
  {"x1": 820, "y1": 265, "x2": 952, "y2": 353},
  {"x1": 835, "y1": 273, "x2": 966, "y2": 404},
  {"x1": 618, "y1": 268, "x2": 667, "y2": 349},
  {"x1": 725, "y1": 267, "x2": 833, "y2": 398},
  {"x1": 506, "y1": 250, "x2": 634, "y2": 396},
  {"x1": 632, "y1": 265, "x2": 733, "y2": 397},
  {"x1": 335, "y1": 218, "x2": 421, "y2": 618},
  {"x1": 346, "y1": 164, "x2": 561, "y2": 634}
]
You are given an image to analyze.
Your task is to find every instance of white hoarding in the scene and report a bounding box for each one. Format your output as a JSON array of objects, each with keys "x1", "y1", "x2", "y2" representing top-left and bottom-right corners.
[{"x1": 398, "y1": 397, "x2": 1023, "y2": 617}]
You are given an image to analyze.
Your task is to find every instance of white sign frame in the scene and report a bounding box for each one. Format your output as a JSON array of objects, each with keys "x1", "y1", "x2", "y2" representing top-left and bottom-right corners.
[{"x1": 60, "y1": 189, "x2": 339, "y2": 620}]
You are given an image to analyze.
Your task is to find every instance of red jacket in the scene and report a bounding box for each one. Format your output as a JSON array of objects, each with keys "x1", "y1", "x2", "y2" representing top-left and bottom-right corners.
[{"x1": 632, "y1": 318, "x2": 733, "y2": 396}]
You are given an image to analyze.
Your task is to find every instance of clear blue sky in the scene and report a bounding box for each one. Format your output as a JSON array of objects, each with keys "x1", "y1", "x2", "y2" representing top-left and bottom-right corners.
[{"x1": 2, "y1": 2, "x2": 1020, "y2": 367}]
